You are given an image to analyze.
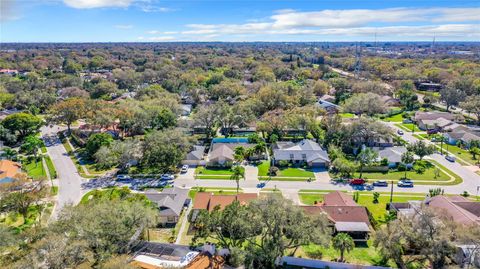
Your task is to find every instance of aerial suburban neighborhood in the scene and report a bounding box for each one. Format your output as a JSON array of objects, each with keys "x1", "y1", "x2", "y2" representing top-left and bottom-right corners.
[{"x1": 0, "y1": 1, "x2": 480, "y2": 268}]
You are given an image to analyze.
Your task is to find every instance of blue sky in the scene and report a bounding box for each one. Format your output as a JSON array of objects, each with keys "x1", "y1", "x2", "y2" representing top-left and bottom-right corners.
[{"x1": 1, "y1": 0, "x2": 479, "y2": 42}]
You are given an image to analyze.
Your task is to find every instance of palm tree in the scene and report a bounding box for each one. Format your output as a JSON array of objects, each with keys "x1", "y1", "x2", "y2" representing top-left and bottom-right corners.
[
  {"x1": 401, "y1": 151, "x2": 415, "y2": 179},
  {"x1": 332, "y1": 233, "x2": 355, "y2": 262},
  {"x1": 230, "y1": 165, "x2": 245, "y2": 194},
  {"x1": 2, "y1": 147, "x2": 17, "y2": 160},
  {"x1": 233, "y1": 146, "x2": 246, "y2": 164}
]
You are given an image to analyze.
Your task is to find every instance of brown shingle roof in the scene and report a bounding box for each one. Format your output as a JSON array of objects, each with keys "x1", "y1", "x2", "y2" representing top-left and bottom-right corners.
[
  {"x1": 193, "y1": 192, "x2": 258, "y2": 211},
  {"x1": 302, "y1": 205, "x2": 370, "y2": 224},
  {"x1": 323, "y1": 191, "x2": 358, "y2": 206},
  {"x1": 427, "y1": 195, "x2": 480, "y2": 225}
]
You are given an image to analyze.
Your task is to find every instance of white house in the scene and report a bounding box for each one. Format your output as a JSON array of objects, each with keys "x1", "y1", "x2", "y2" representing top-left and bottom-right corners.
[{"x1": 273, "y1": 139, "x2": 330, "y2": 168}]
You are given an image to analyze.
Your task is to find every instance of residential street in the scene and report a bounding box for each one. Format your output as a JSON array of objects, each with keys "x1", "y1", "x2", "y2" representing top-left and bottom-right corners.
[{"x1": 41, "y1": 125, "x2": 85, "y2": 219}]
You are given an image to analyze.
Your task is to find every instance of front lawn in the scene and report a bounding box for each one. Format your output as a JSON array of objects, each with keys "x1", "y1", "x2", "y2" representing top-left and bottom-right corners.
[
  {"x1": 383, "y1": 113, "x2": 404, "y2": 122},
  {"x1": 258, "y1": 161, "x2": 315, "y2": 181},
  {"x1": 349, "y1": 160, "x2": 455, "y2": 183},
  {"x1": 394, "y1": 123, "x2": 421, "y2": 132},
  {"x1": 189, "y1": 187, "x2": 242, "y2": 199},
  {"x1": 440, "y1": 144, "x2": 479, "y2": 165},
  {"x1": 195, "y1": 166, "x2": 234, "y2": 175},
  {"x1": 299, "y1": 191, "x2": 426, "y2": 222},
  {"x1": 44, "y1": 156, "x2": 57, "y2": 179}
]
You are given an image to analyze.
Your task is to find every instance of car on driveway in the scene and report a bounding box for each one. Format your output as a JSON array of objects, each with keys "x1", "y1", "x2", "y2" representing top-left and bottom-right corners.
[
  {"x1": 397, "y1": 130, "x2": 404, "y2": 135},
  {"x1": 160, "y1": 174, "x2": 175, "y2": 180},
  {"x1": 445, "y1": 155, "x2": 456, "y2": 162},
  {"x1": 373, "y1": 180, "x2": 388, "y2": 187},
  {"x1": 397, "y1": 180, "x2": 414, "y2": 187},
  {"x1": 117, "y1": 174, "x2": 131, "y2": 180},
  {"x1": 180, "y1": 165, "x2": 189, "y2": 173}
]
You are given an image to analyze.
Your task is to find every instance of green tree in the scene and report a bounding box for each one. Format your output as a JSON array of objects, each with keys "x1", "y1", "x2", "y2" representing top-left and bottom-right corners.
[
  {"x1": 342, "y1": 93, "x2": 386, "y2": 117},
  {"x1": 460, "y1": 95, "x2": 480, "y2": 125},
  {"x1": 469, "y1": 145, "x2": 480, "y2": 163},
  {"x1": 21, "y1": 135, "x2": 44, "y2": 163},
  {"x1": 356, "y1": 148, "x2": 378, "y2": 179},
  {"x1": 401, "y1": 151, "x2": 415, "y2": 179},
  {"x1": 85, "y1": 133, "x2": 114, "y2": 158},
  {"x1": 407, "y1": 140, "x2": 435, "y2": 160},
  {"x1": 332, "y1": 233, "x2": 355, "y2": 262},
  {"x1": 230, "y1": 165, "x2": 245, "y2": 194},
  {"x1": 142, "y1": 129, "x2": 193, "y2": 172},
  {"x1": 373, "y1": 192, "x2": 380, "y2": 204},
  {"x1": 48, "y1": 98, "x2": 86, "y2": 134},
  {"x1": 2, "y1": 112, "x2": 42, "y2": 139},
  {"x1": 440, "y1": 86, "x2": 466, "y2": 112},
  {"x1": 149, "y1": 107, "x2": 176, "y2": 130},
  {"x1": 1, "y1": 147, "x2": 17, "y2": 160},
  {"x1": 233, "y1": 146, "x2": 246, "y2": 164}
]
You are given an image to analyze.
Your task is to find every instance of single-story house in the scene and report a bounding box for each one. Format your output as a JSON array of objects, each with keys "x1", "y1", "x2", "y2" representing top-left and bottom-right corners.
[
  {"x1": 390, "y1": 195, "x2": 480, "y2": 225},
  {"x1": 207, "y1": 138, "x2": 262, "y2": 166},
  {"x1": 144, "y1": 187, "x2": 190, "y2": 225},
  {"x1": 272, "y1": 139, "x2": 330, "y2": 168},
  {"x1": 373, "y1": 146, "x2": 413, "y2": 168},
  {"x1": 190, "y1": 192, "x2": 258, "y2": 221},
  {"x1": 279, "y1": 256, "x2": 392, "y2": 269},
  {"x1": 416, "y1": 82, "x2": 443, "y2": 91},
  {"x1": 414, "y1": 111, "x2": 465, "y2": 130},
  {"x1": 302, "y1": 191, "x2": 371, "y2": 243},
  {"x1": 0, "y1": 160, "x2": 21, "y2": 184},
  {"x1": 444, "y1": 129, "x2": 480, "y2": 147},
  {"x1": 183, "y1": 145, "x2": 206, "y2": 166}
]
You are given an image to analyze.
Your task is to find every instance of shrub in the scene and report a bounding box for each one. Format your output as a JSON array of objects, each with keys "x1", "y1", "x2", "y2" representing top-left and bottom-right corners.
[
  {"x1": 397, "y1": 163, "x2": 407, "y2": 171},
  {"x1": 278, "y1": 160, "x2": 289, "y2": 167},
  {"x1": 228, "y1": 247, "x2": 246, "y2": 267},
  {"x1": 380, "y1": 158, "x2": 389, "y2": 166},
  {"x1": 269, "y1": 166, "x2": 279, "y2": 176},
  {"x1": 461, "y1": 191, "x2": 470, "y2": 197}
]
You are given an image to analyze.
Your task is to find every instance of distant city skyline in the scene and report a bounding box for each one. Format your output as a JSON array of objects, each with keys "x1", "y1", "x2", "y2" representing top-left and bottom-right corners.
[{"x1": 1, "y1": 0, "x2": 479, "y2": 42}]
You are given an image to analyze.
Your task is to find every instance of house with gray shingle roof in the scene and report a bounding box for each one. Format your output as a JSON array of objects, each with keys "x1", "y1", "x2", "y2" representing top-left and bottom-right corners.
[
  {"x1": 272, "y1": 139, "x2": 330, "y2": 168},
  {"x1": 145, "y1": 187, "x2": 190, "y2": 226}
]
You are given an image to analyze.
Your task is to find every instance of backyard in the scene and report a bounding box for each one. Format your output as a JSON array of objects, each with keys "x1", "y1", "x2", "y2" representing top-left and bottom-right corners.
[
  {"x1": 23, "y1": 158, "x2": 47, "y2": 180},
  {"x1": 257, "y1": 161, "x2": 315, "y2": 181}
]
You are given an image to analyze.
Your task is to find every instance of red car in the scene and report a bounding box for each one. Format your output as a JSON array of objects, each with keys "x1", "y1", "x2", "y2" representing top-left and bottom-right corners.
[{"x1": 350, "y1": 178, "x2": 366, "y2": 185}]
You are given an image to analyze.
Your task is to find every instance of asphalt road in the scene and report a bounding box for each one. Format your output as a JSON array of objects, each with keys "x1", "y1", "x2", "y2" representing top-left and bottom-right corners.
[{"x1": 41, "y1": 126, "x2": 84, "y2": 219}]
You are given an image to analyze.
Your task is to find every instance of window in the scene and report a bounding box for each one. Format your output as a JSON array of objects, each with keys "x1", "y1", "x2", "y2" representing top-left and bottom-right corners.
[
  {"x1": 167, "y1": 216, "x2": 176, "y2": 223},
  {"x1": 302, "y1": 154, "x2": 307, "y2": 160},
  {"x1": 289, "y1": 154, "x2": 294, "y2": 159}
]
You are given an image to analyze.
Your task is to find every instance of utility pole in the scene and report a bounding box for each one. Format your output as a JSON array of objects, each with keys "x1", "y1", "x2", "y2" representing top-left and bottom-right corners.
[
  {"x1": 354, "y1": 42, "x2": 362, "y2": 79},
  {"x1": 431, "y1": 33, "x2": 436, "y2": 54},
  {"x1": 390, "y1": 180, "x2": 394, "y2": 203}
]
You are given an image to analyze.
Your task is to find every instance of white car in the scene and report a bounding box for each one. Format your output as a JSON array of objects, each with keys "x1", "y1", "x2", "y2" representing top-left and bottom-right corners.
[{"x1": 181, "y1": 165, "x2": 189, "y2": 173}]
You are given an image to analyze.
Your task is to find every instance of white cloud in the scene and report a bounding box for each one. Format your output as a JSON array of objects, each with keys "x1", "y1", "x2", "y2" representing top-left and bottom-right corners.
[
  {"x1": 139, "y1": 5, "x2": 173, "y2": 13},
  {"x1": 177, "y1": 7, "x2": 479, "y2": 40},
  {"x1": 63, "y1": 0, "x2": 132, "y2": 9},
  {"x1": 147, "y1": 30, "x2": 178, "y2": 35},
  {"x1": 115, "y1": 24, "x2": 133, "y2": 29}
]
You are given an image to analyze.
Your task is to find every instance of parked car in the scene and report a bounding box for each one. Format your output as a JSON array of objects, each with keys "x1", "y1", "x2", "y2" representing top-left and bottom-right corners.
[
  {"x1": 373, "y1": 180, "x2": 388, "y2": 187},
  {"x1": 350, "y1": 178, "x2": 366, "y2": 185},
  {"x1": 397, "y1": 130, "x2": 404, "y2": 135},
  {"x1": 365, "y1": 184, "x2": 374, "y2": 191},
  {"x1": 257, "y1": 182, "x2": 266, "y2": 188},
  {"x1": 116, "y1": 174, "x2": 131, "y2": 180},
  {"x1": 180, "y1": 165, "x2": 189, "y2": 173},
  {"x1": 397, "y1": 180, "x2": 414, "y2": 187},
  {"x1": 445, "y1": 155, "x2": 456, "y2": 162},
  {"x1": 160, "y1": 174, "x2": 175, "y2": 180},
  {"x1": 427, "y1": 129, "x2": 439, "y2": 135},
  {"x1": 402, "y1": 119, "x2": 413, "y2": 124}
]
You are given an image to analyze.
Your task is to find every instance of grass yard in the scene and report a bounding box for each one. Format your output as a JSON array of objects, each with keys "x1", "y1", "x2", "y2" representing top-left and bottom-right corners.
[
  {"x1": 44, "y1": 155, "x2": 57, "y2": 179},
  {"x1": 195, "y1": 166, "x2": 234, "y2": 179},
  {"x1": 188, "y1": 187, "x2": 242, "y2": 199},
  {"x1": 23, "y1": 158, "x2": 47, "y2": 180},
  {"x1": 258, "y1": 161, "x2": 315, "y2": 181},
  {"x1": 51, "y1": 186, "x2": 58, "y2": 195},
  {"x1": 339, "y1": 113, "x2": 355, "y2": 118},
  {"x1": 394, "y1": 123, "x2": 421, "y2": 132},
  {"x1": 441, "y1": 144, "x2": 479, "y2": 166},
  {"x1": 299, "y1": 240, "x2": 396, "y2": 267},
  {"x1": 299, "y1": 191, "x2": 426, "y2": 223},
  {"x1": 383, "y1": 113, "x2": 404, "y2": 122}
]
